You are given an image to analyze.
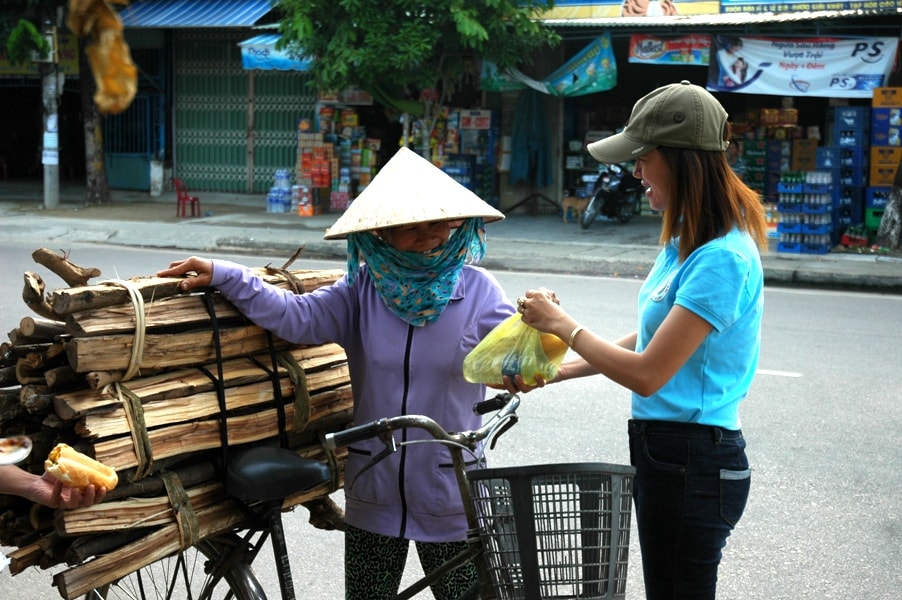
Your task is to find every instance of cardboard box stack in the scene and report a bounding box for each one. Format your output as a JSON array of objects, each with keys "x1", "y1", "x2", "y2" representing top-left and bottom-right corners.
[{"x1": 867, "y1": 87, "x2": 902, "y2": 236}]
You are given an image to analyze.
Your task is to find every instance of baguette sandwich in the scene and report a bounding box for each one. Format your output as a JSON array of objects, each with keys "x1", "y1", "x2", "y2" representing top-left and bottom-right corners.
[{"x1": 45, "y1": 443, "x2": 119, "y2": 490}]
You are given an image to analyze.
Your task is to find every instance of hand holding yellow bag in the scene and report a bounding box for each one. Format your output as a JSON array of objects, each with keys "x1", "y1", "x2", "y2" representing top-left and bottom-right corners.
[{"x1": 463, "y1": 313, "x2": 569, "y2": 385}]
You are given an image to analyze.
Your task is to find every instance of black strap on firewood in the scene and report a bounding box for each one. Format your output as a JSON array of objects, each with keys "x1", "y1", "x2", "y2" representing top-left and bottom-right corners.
[
  {"x1": 201, "y1": 291, "x2": 230, "y2": 471},
  {"x1": 160, "y1": 470, "x2": 199, "y2": 550},
  {"x1": 264, "y1": 331, "x2": 290, "y2": 449}
]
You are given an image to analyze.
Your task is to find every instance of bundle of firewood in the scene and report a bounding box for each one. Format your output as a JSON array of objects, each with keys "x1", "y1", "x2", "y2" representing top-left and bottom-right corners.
[{"x1": 1, "y1": 248, "x2": 352, "y2": 599}]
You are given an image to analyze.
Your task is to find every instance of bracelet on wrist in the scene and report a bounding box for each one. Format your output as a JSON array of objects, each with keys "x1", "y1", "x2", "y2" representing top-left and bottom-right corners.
[{"x1": 568, "y1": 325, "x2": 584, "y2": 348}]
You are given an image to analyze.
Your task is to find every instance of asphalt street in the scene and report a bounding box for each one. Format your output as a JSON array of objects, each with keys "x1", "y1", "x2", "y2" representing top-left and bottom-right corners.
[{"x1": 1, "y1": 180, "x2": 901, "y2": 293}]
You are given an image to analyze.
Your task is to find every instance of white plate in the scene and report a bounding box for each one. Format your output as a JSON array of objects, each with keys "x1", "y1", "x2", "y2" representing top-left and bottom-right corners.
[{"x1": 0, "y1": 436, "x2": 33, "y2": 465}]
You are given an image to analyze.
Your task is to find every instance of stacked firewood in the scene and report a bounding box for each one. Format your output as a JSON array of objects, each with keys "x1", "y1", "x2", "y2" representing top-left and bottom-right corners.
[{"x1": 1, "y1": 248, "x2": 352, "y2": 599}]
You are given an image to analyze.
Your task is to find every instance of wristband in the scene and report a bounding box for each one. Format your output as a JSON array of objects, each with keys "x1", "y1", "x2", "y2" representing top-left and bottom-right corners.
[{"x1": 568, "y1": 326, "x2": 584, "y2": 348}]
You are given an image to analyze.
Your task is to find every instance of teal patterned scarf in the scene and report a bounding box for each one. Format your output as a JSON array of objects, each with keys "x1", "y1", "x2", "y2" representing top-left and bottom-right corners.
[{"x1": 346, "y1": 218, "x2": 487, "y2": 327}]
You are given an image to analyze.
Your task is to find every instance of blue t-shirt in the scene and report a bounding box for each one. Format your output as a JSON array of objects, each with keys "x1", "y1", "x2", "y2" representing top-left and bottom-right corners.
[{"x1": 634, "y1": 228, "x2": 763, "y2": 430}]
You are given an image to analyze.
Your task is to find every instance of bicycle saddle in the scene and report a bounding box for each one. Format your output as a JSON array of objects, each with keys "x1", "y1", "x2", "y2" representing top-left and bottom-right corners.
[{"x1": 226, "y1": 446, "x2": 331, "y2": 502}]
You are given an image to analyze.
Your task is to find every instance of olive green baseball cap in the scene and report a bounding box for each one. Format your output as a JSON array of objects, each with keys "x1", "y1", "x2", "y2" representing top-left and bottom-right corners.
[{"x1": 587, "y1": 80, "x2": 729, "y2": 163}]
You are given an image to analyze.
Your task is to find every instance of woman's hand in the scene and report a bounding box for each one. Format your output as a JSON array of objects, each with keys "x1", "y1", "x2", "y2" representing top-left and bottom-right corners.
[
  {"x1": 490, "y1": 373, "x2": 547, "y2": 395},
  {"x1": 517, "y1": 287, "x2": 573, "y2": 340},
  {"x1": 157, "y1": 257, "x2": 215, "y2": 292}
]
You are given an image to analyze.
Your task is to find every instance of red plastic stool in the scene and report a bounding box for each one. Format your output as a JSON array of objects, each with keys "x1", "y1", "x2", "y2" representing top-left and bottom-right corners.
[{"x1": 174, "y1": 178, "x2": 201, "y2": 217}]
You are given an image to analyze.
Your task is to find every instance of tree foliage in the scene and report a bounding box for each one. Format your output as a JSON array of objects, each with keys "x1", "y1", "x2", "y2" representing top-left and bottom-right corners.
[
  {"x1": 276, "y1": 0, "x2": 559, "y2": 106},
  {"x1": 2, "y1": 0, "x2": 62, "y2": 63}
]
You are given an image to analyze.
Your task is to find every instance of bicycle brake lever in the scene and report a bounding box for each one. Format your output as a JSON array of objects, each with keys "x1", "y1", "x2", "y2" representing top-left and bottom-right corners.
[
  {"x1": 488, "y1": 416, "x2": 518, "y2": 450},
  {"x1": 344, "y1": 433, "x2": 397, "y2": 492}
]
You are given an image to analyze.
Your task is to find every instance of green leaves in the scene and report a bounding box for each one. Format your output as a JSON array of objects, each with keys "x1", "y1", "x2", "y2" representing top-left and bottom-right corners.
[
  {"x1": 6, "y1": 18, "x2": 49, "y2": 65},
  {"x1": 276, "y1": 0, "x2": 559, "y2": 105}
]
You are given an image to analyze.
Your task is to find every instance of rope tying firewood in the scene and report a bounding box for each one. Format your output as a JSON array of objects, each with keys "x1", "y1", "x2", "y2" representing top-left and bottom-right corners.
[
  {"x1": 102, "y1": 279, "x2": 146, "y2": 382},
  {"x1": 276, "y1": 350, "x2": 311, "y2": 433}
]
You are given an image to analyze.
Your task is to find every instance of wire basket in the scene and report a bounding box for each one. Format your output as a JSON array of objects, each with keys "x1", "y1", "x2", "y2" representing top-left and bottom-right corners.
[{"x1": 468, "y1": 462, "x2": 635, "y2": 600}]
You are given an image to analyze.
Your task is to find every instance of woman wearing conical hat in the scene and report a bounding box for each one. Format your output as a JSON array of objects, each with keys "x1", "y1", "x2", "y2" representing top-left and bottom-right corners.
[{"x1": 159, "y1": 147, "x2": 515, "y2": 600}]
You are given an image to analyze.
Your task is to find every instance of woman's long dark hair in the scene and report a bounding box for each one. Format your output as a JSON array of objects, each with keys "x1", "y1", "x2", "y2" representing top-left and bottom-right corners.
[{"x1": 657, "y1": 141, "x2": 768, "y2": 261}]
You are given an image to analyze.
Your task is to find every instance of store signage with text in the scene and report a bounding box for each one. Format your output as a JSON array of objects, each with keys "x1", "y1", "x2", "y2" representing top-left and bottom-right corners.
[
  {"x1": 707, "y1": 35, "x2": 899, "y2": 98},
  {"x1": 628, "y1": 34, "x2": 711, "y2": 65}
]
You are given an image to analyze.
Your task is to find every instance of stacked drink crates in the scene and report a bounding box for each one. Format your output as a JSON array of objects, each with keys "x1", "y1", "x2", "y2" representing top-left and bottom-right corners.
[
  {"x1": 776, "y1": 171, "x2": 835, "y2": 255},
  {"x1": 867, "y1": 88, "x2": 902, "y2": 238}
]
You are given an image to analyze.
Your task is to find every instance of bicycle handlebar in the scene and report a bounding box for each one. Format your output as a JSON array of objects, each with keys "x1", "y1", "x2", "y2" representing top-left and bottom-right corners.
[{"x1": 324, "y1": 393, "x2": 520, "y2": 451}]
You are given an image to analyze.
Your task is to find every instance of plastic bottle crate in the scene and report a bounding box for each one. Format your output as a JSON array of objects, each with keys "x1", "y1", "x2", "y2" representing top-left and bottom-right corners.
[
  {"x1": 802, "y1": 203, "x2": 831, "y2": 215},
  {"x1": 777, "y1": 182, "x2": 803, "y2": 194},
  {"x1": 777, "y1": 202, "x2": 804, "y2": 215},
  {"x1": 802, "y1": 223, "x2": 833, "y2": 235},
  {"x1": 865, "y1": 207, "x2": 885, "y2": 230},
  {"x1": 866, "y1": 187, "x2": 891, "y2": 209},
  {"x1": 833, "y1": 106, "x2": 871, "y2": 129},
  {"x1": 802, "y1": 243, "x2": 831, "y2": 255},
  {"x1": 778, "y1": 222, "x2": 802, "y2": 234},
  {"x1": 777, "y1": 241, "x2": 802, "y2": 253},
  {"x1": 803, "y1": 183, "x2": 832, "y2": 194}
]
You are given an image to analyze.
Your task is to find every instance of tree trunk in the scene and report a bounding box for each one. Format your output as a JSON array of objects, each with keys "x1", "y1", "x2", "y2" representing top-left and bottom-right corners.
[
  {"x1": 875, "y1": 156, "x2": 902, "y2": 250},
  {"x1": 78, "y1": 36, "x2": 111, "y2": 205}
]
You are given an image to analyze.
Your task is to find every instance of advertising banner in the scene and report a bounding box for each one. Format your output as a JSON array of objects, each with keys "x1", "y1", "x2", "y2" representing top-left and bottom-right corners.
[
  {"x1": 629, "y1": 34, "x2": 711, "y2": 65},
  {"x1": 706, "y1": 35, "x2": 899, "y2": 98},
  {"x1": 239, "y1": 34, "x2": 312, "y2": 71},
  {"x1": 721, "y1": 0, "x2": 902, "y2": 14},
  {"x1": 481, "y1": 33, "x2": 617, "y2": 97},
  {"x1": 535, "y1": 0, "x2": 720, "y2": 18}
]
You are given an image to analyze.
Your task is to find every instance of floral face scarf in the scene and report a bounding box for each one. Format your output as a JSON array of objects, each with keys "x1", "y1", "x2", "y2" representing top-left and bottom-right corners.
[{"x1": 346, "y1": 218, "x2": 487, "y2": 327}]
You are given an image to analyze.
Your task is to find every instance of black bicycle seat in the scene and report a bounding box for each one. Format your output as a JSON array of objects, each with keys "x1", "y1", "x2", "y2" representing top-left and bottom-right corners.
[{"x1": 226, "y1": 446, "x2": 331, "y2": 502}]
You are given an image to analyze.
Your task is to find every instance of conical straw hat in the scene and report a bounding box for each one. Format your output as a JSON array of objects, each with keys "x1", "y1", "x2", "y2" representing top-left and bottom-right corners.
[{"x1": 323, "y1": 146, "x2": 504, "y2": 240}]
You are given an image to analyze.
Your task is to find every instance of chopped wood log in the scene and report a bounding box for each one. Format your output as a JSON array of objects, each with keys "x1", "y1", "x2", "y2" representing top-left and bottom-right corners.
[
  {"x1": 53, "y1": 343, "x2": 346, "y2": 419},
  {"x1": 77, "y1": 366, "x2": 351, "y2": 440},
  {"x1": 50, "y1": 268, "x2": 343, "y2": 317},
  {"x1": 44, "y1": 365, "x2": 82, "y2": 389},
  {"x1": 53, "y1": 501, "x2": 249, "y2": 599},
  {"x1": 0, "y1": 364, "x2": 18, "y2": 387},
  {"x1": 50, "y1": 277, "x2": 186, "y2": 316},
  {"x1": 93, "y1": 387, "x2": 353, "y2": 470},
  {"x1": 7, "y1": 538, "x2": 44, "y2": 575},
  {"x1": 22, "y1": 271, "x2": 58, "y2": 321},
  {"x1": 19, "y1": 316, "x2": 68, "y2": 340},
  {"x1": 31, "y1": 247, "x2": 101, "y2": 287},
  {"x1": 20, "y1": 383, "x2": 55, "y2": 414},
  {"x1": 65, "y1": 323, "x2": 292, "y2": 373},
  {"x1": 63, "y1": 269, "x2": 343, "y2": 335},
  {"x1": 64, "y1": 528, "x2": 150, "y2": 568},
  {"x1": 15, "y1": 359, "x2": 46, "y2": 384},
  {"x1": 56, "y1": 482, "x2": 224, "y2": 536}
]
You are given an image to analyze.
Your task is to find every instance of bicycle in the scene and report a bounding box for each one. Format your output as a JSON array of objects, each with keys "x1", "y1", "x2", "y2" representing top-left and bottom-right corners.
[{"x1": 85, "y1": 393, "x2": 636, "y2": 600}]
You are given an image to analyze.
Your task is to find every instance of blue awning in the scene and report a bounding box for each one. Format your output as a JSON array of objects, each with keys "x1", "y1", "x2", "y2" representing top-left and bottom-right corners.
[
  {"x1": 239, "y1": 34, "x2": 312, "y2": 71},
  {"x1": 120, "y1": 0, "x2": 277, "y2": 28}
]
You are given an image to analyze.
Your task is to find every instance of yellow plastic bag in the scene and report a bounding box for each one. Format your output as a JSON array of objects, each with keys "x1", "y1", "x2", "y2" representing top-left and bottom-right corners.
[{"x1": 463, "y1": 313, "x2": 569, "y2": 385}]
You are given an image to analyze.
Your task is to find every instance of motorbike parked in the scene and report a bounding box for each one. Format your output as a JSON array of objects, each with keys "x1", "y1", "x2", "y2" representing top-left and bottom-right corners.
[{"x1": 580, "y1": 162, "x2": 643, "y2": 229}]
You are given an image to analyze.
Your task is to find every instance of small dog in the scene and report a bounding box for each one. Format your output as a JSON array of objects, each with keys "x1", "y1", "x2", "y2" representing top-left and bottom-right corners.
[{"x1": 561, "y1": 196, "x2": 589, "y2": 224}]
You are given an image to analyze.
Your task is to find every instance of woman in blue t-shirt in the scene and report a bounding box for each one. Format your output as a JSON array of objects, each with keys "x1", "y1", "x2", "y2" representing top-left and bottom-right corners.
[{"x1": 509, "y1": 81, "x2": 768, "y2": 599}]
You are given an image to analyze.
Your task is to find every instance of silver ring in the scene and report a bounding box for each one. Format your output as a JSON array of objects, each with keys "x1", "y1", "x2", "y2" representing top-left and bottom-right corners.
[{"x1": 516, "y1": 296, "x2": 526, "y2": 308}]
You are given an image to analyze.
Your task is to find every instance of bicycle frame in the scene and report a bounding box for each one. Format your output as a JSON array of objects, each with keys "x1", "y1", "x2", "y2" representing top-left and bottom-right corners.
[{"x1": 326, "y1": 393, "x2": 521, "y2": 600}]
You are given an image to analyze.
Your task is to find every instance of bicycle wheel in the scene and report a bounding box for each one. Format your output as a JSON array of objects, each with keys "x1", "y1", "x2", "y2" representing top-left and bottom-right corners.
[{"x1": 83, "y1": 533, "x2": 266, "y2": 600}]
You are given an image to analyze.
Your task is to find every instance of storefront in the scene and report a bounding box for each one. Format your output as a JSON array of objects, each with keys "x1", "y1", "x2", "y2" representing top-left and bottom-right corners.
[{"x1": 488, "y1": 2, "x2": 902, "y2": 245}]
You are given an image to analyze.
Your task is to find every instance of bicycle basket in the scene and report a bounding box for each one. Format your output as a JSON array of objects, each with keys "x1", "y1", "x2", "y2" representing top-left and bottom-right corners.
[{"x1": 468, "y1": 462, "x2": 635, "y2": 600}]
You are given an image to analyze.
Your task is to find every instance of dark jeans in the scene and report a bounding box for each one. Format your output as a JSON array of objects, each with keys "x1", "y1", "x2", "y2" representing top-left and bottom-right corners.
[{"x1": 628, "y1": 419, "x2": 751, "y2": 600}]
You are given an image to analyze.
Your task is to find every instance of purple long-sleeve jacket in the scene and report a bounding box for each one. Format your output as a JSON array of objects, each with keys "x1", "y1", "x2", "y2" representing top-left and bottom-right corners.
[{"x1": 211, "y1": 259, "x2": 515, "y2": 542}]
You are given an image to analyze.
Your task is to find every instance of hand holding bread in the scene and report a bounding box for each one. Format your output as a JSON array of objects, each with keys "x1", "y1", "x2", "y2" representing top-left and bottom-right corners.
[{"x1": 44, "y1": 443, "x2": 119, "y2": 491}]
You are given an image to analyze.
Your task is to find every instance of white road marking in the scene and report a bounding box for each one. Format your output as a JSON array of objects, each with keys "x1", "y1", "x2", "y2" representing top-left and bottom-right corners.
[{"x1": 756, "y1": 369, "x2": 803, "y2": 378}]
